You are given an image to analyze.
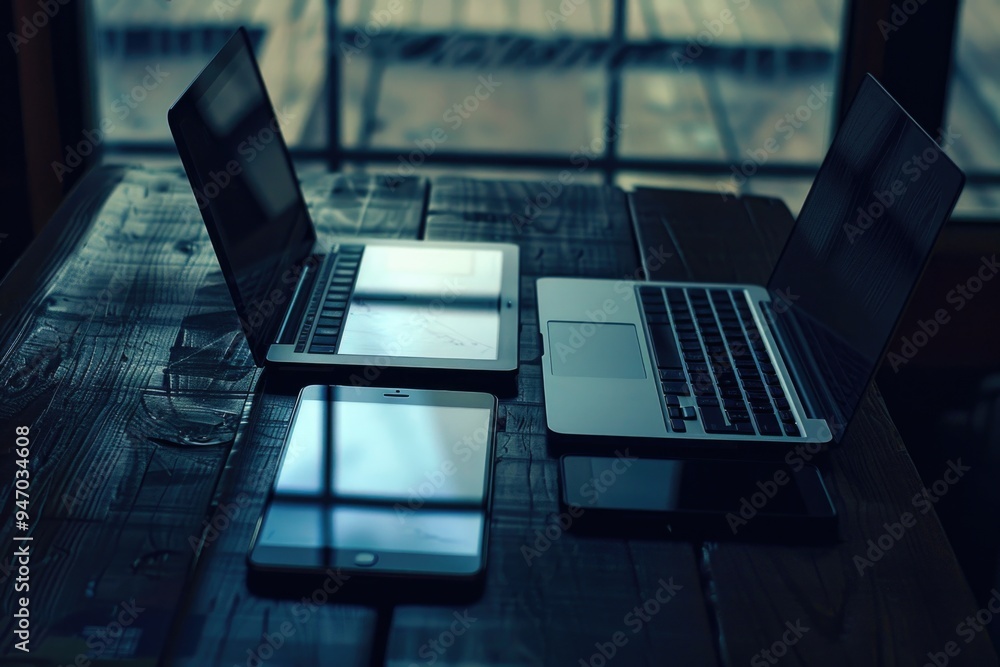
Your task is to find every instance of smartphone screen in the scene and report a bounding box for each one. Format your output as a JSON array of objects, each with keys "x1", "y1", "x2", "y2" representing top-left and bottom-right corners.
[{"x1": 251, "y1": 386, "x2": 496, "y2": 578}]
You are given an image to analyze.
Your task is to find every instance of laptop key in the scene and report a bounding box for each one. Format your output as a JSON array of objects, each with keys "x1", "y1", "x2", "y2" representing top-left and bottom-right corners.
[
  {"x1": 696, "y1": 396, "x2": 720, "y2": 407},
  {"x1": 648, "y1": 325, "x2": 683, "y2": 369},
  {"x1": 753, "y1": 412, "x2": 782, "y2": 436},
  {"x1": 668, "y1": 407, "x2": 683, "y2": 419},
  {"x1": 727, "y1": 409, "x2": 751, "y2": 422},
  {"x1": 670, "y1": 418, "x2": 686, "y2": 433},
  {"x1": 778, "y1": 410, "x2": 796, "y2": 423},
  {"x1": 783, "y1": 423, "x2": 801, "y2": 436},
  {"x1": 661, "y1": 382, "x2": 690, "y2": 396},
  {"x1": 314, "y1": 326, "x2": 340, "y2": 337},
  {"x1": 311, "y1": 335, "x2": 338, "y2": 346},
  {"x1": 692, "y1": 382, "x2": 715, "y2": 396},
  {"x1": 700, "y1": 406, "x2": 736, "y2": 433},
  {"x1": 659, "y1": 369, "x2": 686, "y2": 382},
  {"x1": 664, "y1": 395, "x2": 681, "y2": 407},
  {"x1": 734, "y1": 422, "x2": 755, "y2": 435},
  {"x1": 309, "y1": 344, "x2": 337, "y2": 354}
]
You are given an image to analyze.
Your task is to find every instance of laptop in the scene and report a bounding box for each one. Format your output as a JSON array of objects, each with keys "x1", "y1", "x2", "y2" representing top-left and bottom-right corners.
[
  {"x1": 537, "y1": 75, "x2": 965, "y2": 453},
  {"x1": 168, "y1": 28, "x2": 519, "y2": 383}
]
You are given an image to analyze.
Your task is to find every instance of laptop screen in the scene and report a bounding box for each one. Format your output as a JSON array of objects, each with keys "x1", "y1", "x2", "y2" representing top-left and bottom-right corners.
[
  {"x1": 766, "y1": 76, "x2": 964, "y2": 441},
  {"x1": 169, "y1": 29, "x2": 315, "y2": 364}
]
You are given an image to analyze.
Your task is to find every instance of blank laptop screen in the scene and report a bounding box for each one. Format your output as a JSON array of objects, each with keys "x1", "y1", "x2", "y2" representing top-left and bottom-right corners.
[
  {"x1": 170, "y1": 30, "x2": 315, "y2": 364},
  {"x1": 766, "y1": 77, "x2": 964, "y2": 438}
]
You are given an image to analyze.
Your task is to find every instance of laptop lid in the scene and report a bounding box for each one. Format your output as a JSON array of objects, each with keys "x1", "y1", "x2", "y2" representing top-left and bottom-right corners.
[
  {"x1": 766, "y1": 75, "x2": 965, "y2": 442},
  {"x1": 168, "y1": 27, "x2": 315, "y2": 366}
]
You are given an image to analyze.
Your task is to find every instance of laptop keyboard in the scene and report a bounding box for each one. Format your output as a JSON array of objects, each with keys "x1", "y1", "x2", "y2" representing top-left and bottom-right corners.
[
  {"x1": 295, "y1": 244, "x2": 364, "y2": 354},
  {"x1": 639, "y1": 286, "x2": 800, "y2": 438}
]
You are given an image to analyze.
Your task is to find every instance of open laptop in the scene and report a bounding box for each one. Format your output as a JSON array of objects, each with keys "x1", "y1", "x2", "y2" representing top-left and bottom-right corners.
[
  {"x1": 168, "y1": 28, "x2": 519, "y2": 383},
  {"x1": 538, "y1": 75, "x2": 964, "y2": 454}
]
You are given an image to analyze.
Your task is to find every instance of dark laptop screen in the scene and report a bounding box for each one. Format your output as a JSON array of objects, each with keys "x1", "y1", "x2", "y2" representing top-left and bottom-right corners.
[
  {"x1": 169, "y1": 28, "x2": 315, "y2": 364},
  {"x1": 767, "y1": 76, "x2": 964, "y2": 441}
]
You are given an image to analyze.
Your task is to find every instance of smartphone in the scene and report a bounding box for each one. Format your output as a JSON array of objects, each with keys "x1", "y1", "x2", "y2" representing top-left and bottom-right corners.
[
  {"x1": 560, "y1": 455, "x2": 838, "y2": 543},
  {"x1": 249, "y1": 385, "x2": 496, "y2": 584}
]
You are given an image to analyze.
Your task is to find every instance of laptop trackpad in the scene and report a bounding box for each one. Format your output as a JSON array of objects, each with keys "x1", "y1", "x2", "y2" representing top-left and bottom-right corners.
[{"x1": 547, "y1": 322, "x2": 646, "y2": 379}]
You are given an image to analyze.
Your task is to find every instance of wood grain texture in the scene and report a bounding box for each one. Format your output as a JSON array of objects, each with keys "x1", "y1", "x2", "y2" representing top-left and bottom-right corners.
[
  {"x1": 0, "y1": 167, "x2": 426, "y2": 666},
  {"x1": 0, "y1": 166, "x2": 994, "y2": 666}
]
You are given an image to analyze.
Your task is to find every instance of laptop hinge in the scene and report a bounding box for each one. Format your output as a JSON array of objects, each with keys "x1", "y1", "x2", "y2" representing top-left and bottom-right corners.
[
  {"x1": 276, "y1": 256, "x2": 321, "y2": 345},
  {"x1": 761, "y1": 301, "x2": 825, "y2": 422}
]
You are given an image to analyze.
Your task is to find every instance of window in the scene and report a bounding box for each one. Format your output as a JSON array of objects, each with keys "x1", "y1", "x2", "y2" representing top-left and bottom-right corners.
[
  {"x1": 946, "y1": 0, "x2": 1000, "y2": 218},
  {"x1": 92, "y1": 0, "x2": 894, "y2": 217}
]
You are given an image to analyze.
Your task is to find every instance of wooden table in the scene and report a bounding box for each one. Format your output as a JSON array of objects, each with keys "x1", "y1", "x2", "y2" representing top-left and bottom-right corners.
[{"x1": 1, "y1": 165, "x2": 995, "y2": 666}]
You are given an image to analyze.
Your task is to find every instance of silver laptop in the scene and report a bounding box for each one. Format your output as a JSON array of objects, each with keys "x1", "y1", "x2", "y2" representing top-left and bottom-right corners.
[
  {"x1": 538, "y1": 76, "x2": 964, "y2": 452},
  {"x1": 169, "y1": 29, "x2": 519, "y2": 378}
]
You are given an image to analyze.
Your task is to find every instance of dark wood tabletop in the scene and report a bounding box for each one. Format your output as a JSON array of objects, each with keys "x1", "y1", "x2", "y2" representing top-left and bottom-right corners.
[{"x1": 1, "y1": 165, "x2": 995, "y2": 667}]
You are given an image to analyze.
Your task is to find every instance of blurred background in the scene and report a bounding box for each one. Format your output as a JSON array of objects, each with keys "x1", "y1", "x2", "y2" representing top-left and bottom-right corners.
[{"x1": 80, "y1": 0, "x2": 999, "y2": 218}]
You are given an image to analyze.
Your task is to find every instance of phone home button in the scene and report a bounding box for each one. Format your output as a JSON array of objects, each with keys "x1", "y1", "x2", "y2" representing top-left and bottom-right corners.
[{"x1": 354, "y1": 552, "x2": 378, "y2": 567}]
